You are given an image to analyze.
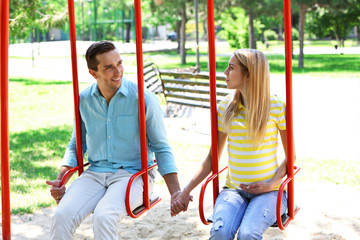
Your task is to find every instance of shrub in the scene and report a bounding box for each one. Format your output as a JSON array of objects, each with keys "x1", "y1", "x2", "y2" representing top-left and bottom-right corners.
[{"x1": 264, "y1": 29, "x2": 277, "y2": 41}]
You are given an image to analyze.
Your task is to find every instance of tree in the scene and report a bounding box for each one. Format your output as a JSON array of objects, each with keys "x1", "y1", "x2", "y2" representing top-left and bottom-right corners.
[
  {"x1": 322, "y1": 0, "x2": 360, "y2": 47},
  {"x1": 218, "y1": 7, "x2": 250, "y2": 49},
  {"x1": 292, "y1": 0, "x2": 319, "y2": 68},
  {"x1": 9, "y1": 0, "x2": 68, "y2": 41}
]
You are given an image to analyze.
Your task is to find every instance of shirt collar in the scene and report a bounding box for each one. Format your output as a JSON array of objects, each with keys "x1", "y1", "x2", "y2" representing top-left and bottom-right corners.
[
  {"x1": 238, "y1": 102, "x2": 246, "y2": 110},
  {"x1": 91, "y1": 77, "x2": 129, "y2": 98}
]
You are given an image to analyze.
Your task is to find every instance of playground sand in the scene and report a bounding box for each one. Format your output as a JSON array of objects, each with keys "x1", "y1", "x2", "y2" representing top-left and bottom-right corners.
[
  {"x1": 6, "y1": 124, "x2": 360, "y2": 240},
  {"x1": 7, "y1": 181, "x2": 360, "y2": 239}
]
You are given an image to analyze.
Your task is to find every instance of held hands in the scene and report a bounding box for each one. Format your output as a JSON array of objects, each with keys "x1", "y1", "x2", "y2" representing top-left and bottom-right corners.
[
  {"x1": 240, "y1": 181, "x2": 273, "y2": 195},
  {"x1": 170, "y1": 191, "x2": 193, "y2": 217},
  {"x1": 46, "y1": 180, "x2": 66, "y2": 204}
]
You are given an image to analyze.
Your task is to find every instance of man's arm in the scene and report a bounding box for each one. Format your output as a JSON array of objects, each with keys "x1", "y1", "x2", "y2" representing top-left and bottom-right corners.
[{"x1": 162, "y1": 172, "x2": 181, "y2": 195}]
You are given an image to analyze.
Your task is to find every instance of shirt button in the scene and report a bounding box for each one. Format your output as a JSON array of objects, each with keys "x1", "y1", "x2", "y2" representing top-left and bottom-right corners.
[
  {"x1": 102, "y1": 101, "x2": 105, "y2": 104},
  {"x1": 109, "y1": 155, "x2": 112, "y2": 158},
  {"x1": 108, "y1": 136, "x2": 111, "y2": 139},
  {"x1": 108, "y1": 119, "x2": 111, "y2": 122}
]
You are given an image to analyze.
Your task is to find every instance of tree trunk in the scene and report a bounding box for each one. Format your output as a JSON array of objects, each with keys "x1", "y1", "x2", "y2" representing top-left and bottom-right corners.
[
  {"x1": 278, "y1": 23, "x2": 283, "y2": 40},
  {"x1": 125, "y1": 23, "x2": 131, "y2": 43},
  {"x1": 298, "y1": 4, "x2": 307, "y2": 69},
  {"x1": 180, "y1": 2, "x2": 187, "y2": 65},
  {"x1": 176, "y1": 21, "x2": 181, "y2": 54},
  {"x1": 356, "y1": 26, "x2": 360, "y2": 46},
  {"x1": 248, "y1": 11, "x2": 256, "y2": 49}
]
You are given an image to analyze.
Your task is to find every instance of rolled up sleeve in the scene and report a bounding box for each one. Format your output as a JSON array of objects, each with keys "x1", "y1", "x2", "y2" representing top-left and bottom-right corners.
[{"x1": 145, "y1": 92, "x2": 177, "y2": 176}]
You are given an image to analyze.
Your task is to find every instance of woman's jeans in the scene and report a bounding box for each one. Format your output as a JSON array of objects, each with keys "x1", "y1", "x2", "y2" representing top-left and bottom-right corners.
[{"x1": 210, "y1": 188, "x2": 288, "y2": 240}]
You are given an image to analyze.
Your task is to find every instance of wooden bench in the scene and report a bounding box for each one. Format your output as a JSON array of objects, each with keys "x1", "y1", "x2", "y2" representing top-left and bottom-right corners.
[{"x1": 143, "y1": 61, "x2": 230, "y2": 109}]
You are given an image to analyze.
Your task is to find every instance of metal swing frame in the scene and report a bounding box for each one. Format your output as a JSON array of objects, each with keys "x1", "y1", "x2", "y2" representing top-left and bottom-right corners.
[
  {"x1": 59, "y1": 0, "x2": 162, "y2": 219},
  {"x1": 199, "y1": 0, "x2": 300, "y2": 230},
  {"x1": 1, "y1": 0, "x2": 300, "y2": 239}
]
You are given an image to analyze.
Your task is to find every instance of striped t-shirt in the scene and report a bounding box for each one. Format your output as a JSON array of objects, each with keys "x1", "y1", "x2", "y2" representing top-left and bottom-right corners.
[{"x1": 218, "y1": 94, "x2": 286, "y2": 191}]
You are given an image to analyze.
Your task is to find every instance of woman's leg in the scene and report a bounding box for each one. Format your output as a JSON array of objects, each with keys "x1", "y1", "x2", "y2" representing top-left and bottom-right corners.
[
  {"x1": 92, "y1": 169, "x2": 153, "y2": 240},
  {"x1": 209, "y1": 188, "x2": 249, "y2": 240},
  {"x1": 50, "y1": 170, "x2": 106, "y2": 240},
  {"x1": 237, "y1": 191, "x2": 287, "y2": 240}
]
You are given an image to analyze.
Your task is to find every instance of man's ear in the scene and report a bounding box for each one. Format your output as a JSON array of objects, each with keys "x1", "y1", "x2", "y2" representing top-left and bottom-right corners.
[{"x1": 89, "y1": 69, "x2": 97, "y2": 79}]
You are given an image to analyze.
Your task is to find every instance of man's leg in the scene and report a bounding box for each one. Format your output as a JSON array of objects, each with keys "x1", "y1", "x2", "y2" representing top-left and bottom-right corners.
[
  {"x1": 92, "y1": 169, "x2": 154, "y2": 240},
  {"x1": 237, "y1": 191, "x2": 287, "y2": 240},
  {"x1": 50, "y1": 170, "x2": 107, "y2": 240}
]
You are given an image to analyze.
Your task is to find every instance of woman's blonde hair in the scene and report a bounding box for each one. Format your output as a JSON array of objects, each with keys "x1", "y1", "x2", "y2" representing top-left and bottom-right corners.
[{"x1": 223, "y1": 49, "x2": 270, "y2": 145}]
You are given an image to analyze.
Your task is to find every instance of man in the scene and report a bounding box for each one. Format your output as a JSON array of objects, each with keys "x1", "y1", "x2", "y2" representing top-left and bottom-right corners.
[{"x1": 46, "y1": 41, "x2": 181, "y2": 240}]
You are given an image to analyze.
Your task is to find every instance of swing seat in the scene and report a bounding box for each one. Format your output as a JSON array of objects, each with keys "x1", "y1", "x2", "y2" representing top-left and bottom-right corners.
[
  {"x1": 60, "y1": 162, "x2": 161, "y2": 218},
  {"x1": 199, "y1": 165, "x2": 300, "y2": 229},
  {"x1": 205, "y1": 204, "x2": 299, "y2": 226},
  {"x1": 271, "y1": 204, "x2": 300, "y2": 228}
]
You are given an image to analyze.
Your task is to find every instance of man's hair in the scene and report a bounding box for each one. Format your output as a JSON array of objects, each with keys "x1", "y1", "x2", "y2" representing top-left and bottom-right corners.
[{"x1": 85, "y1": 41, "x2": 116, "y2": 71}]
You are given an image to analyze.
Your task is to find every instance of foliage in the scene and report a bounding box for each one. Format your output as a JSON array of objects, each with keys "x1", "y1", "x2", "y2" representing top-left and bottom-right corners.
[
  {"x1": 218, "y1": 7, "x2": 249, "y2": 49},
  {"x1": 309, "y1": 3, "x2": 359, "y2": 44},
  {"x1": 264, "y1": 29, "x2": 277, "y2": 41},
  {"x1": 9, "y1": 0, "x2": 68, "y2": 40},
  {"x1": 282, "y1": 28, "x2": 299, "y2": 41}
]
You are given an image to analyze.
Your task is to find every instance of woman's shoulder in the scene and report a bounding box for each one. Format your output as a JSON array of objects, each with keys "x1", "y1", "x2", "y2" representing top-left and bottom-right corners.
[
  {"x1": 270, "y1": 94, "x2": 285, "y2": 108},
  {"x1": 218, "y1": 93, "x2": 233, "y2": 111}
]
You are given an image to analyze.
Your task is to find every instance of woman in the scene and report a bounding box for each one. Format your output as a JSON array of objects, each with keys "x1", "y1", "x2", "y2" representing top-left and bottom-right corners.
[{"x1": 172, "y1": 49, "x2": 292, "y2": 240}]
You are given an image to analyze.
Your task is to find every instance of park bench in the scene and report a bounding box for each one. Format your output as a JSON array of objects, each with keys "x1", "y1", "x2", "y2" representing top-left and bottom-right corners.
[{"x1": 143, "y1": 61, "x2": 230, "y2": 109}]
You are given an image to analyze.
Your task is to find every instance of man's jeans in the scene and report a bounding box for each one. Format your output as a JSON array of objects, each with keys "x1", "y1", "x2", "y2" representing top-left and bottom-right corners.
[{"x1": 210, "y1": 188, "x2": 287, "y2": 240}]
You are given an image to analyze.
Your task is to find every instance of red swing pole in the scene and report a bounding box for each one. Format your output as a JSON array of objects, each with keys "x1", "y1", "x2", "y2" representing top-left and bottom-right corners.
[
  {"x1": 198, "y1": 0, "x2": 222, "y2": 225},
  {"x1": 283, "y1": 0, "x2": 295, "y2": 222},
  {"x1": 1, "y1": 0, "x2": 11, "y2": 238},
  {"x1": 133, "y1": 0, "x2": 150, "y2": 211},
  {"x1": 207, "y1": 0, "x2": 219, "y2": 207},
  {"x1": 274, "y1": 0, "x2": 301, "y2": 230},
  {"x1": 67, "y1": 0, "x2": 83, "y2": 175}
]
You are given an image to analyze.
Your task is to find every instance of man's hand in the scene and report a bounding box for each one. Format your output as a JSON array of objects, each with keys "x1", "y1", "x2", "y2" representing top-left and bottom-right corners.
[
  {"x1": 171, "y1": 191, "x2": 193, "y2": 217},
  {"x1": 240, "y1": 181, "x2": 273, "y2": 195},
  {"x1": 46, "y1": 180, "x2": 66, "y2": 204}
]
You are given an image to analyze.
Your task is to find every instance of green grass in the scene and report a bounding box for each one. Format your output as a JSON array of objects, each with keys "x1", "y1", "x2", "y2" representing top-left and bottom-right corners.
[
  {"x1": 6, "y1": 78, "x2": 90, "y2": 214},
  {"x1": 297, "y1": 158, "x2": 360, "y2": 185},
  {"x1": 143, "y1": 42, "x2": 360, "y2": 78}
]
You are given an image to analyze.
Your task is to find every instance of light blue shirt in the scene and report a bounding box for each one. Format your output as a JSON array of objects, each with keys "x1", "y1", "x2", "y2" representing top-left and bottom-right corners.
[{"x1": 62, "y1": 78, "x2": 177, "y2": 176}]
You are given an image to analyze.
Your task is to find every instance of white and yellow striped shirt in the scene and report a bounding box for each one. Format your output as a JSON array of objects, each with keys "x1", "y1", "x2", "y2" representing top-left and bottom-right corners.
[{"x1": 218, "y1": 94, "x2": 286, "y2": 191}]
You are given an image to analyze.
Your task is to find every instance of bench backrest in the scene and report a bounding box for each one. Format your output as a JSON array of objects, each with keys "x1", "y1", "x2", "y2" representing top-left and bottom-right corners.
[
  {"x1": 143, "y1": 61, "x2": 164, "y2": 94},
  {"x1": 159, "y1": 70, "x2": 230, "y2": 109}
]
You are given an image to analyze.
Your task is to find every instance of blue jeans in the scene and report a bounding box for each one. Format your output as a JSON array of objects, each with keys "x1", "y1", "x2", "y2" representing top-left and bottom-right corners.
[{"x1": 209, "y1": 188, "x2": 288, "y2": 240}]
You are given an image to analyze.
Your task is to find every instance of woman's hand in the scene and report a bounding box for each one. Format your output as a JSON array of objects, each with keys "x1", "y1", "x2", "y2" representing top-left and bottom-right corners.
[
  {"x1": 240, "y1": 181, "x2": 273, "y2": 195},
  {"x1": 170, "y1": 191, "x2": 193, "y2": 217}
]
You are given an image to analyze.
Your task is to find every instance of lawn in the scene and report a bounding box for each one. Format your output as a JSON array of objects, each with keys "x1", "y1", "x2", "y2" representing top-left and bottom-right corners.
[{"x1": 143, "y1": 47, "x2": 360, "y2": 78}]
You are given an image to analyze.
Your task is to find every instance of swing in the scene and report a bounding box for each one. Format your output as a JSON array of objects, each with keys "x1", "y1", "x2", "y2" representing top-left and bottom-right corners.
[
  {"x1": 58, "y1": 0, "x2": 161, "y2": 218},
  {"x1": 198, "y1": 0, "x2": 300, "y2": 230}
]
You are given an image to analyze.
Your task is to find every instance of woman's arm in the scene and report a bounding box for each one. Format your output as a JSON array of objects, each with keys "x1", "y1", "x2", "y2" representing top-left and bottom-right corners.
[
  {"x1": 171, "y1": 131, "x2": 228, "y2": 216},
  {"x1": 240, "y1": 129, "x2": 296, "y2": 194}
]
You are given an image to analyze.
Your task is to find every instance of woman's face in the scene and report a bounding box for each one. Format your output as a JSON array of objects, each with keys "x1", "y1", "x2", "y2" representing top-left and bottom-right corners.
[{"x1": 224, "y1": 55, "x2": 248, "y2": 90}]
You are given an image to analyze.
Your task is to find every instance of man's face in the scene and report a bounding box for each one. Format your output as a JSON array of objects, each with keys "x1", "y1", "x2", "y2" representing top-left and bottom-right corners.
[{"x1": 89, "y1": 49, "x2": 124, "y2": 95}]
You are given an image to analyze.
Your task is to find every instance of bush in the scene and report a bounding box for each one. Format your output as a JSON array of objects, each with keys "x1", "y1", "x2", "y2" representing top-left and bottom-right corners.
[
  {"x1": 282, "y1": 28, "x2": 299, "y2": 40},
  {"x1": 264, "y1": 29, "x2": 277, "y2": 41}
]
